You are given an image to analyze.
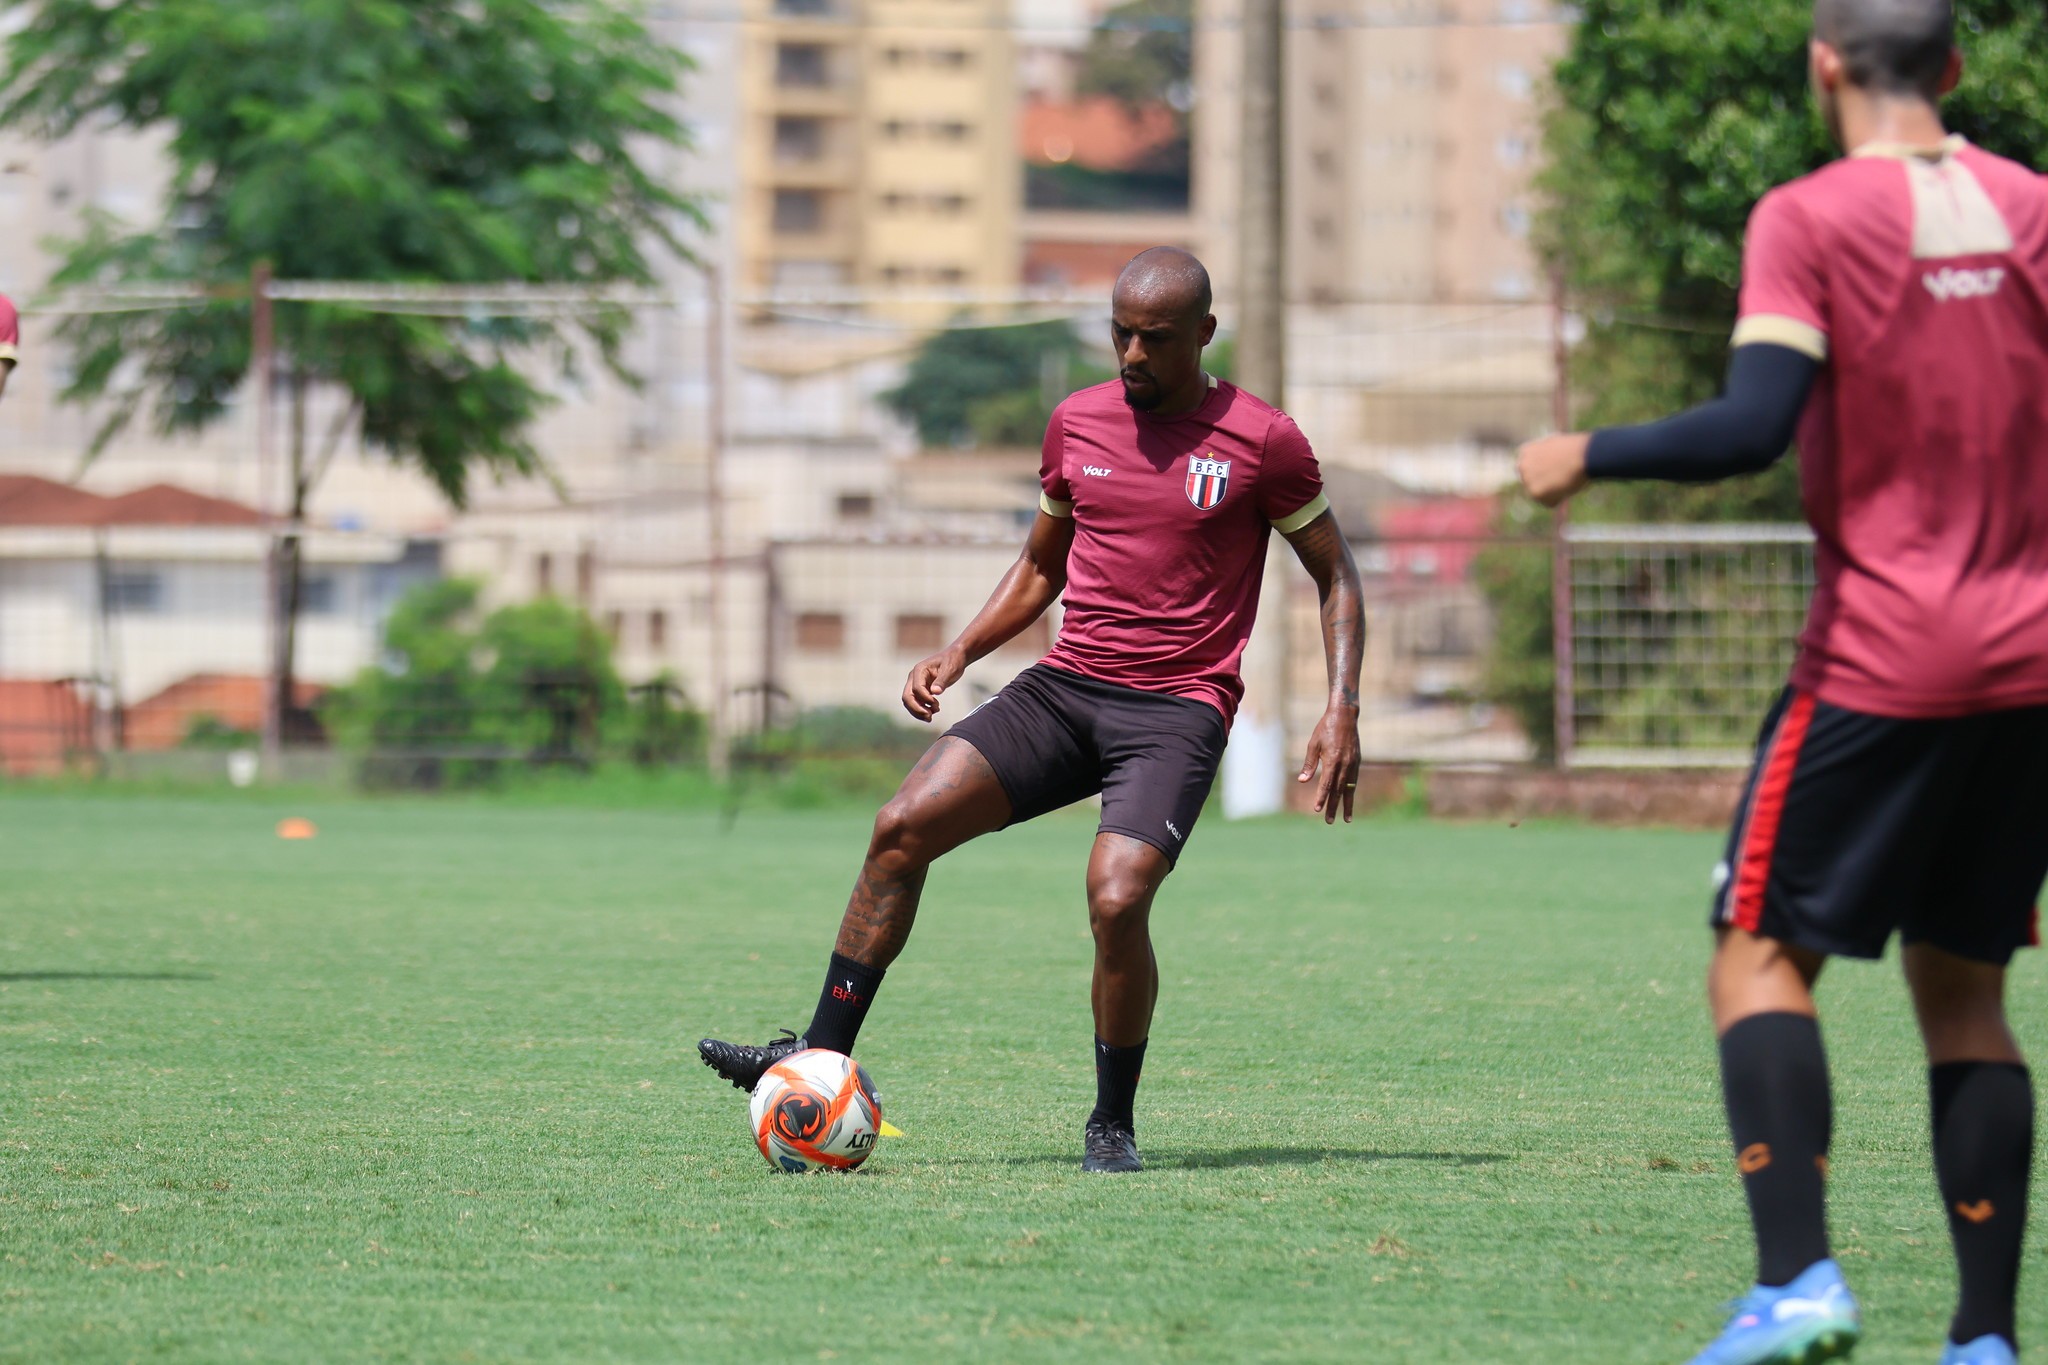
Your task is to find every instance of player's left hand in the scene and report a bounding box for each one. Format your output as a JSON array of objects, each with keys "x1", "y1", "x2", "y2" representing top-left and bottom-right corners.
[
  {"x1": 1517, "y1": 432, "x2": 1592, "y2": 508},
  {"x1": 1298, "y1": 703, "x2": 1362, "y2": 825}
]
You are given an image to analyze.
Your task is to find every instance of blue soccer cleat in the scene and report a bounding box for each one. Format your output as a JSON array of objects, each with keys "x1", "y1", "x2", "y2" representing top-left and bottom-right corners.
[
  {"x1": 1938, "y1": 1337, "x2": 2016, "y2": 1365},
  {"x1": 1687, "y1": 1259, "x2": 1861, "y2": 1365}
]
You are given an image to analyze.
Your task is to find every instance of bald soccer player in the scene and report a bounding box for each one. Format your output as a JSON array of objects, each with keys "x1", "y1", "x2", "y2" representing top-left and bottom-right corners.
[
  {"x1": 699, "y1": 248, "x2": 1366, "y2": 1173},
  {"x1": 1521, "y1": 3, "x2": 2048, "y2": 1362}
]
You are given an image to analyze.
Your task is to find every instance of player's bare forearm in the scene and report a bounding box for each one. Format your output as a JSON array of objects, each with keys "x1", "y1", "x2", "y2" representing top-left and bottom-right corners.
[
  {"x1": 1283, "y1": 511, "x2": 1365, "y2": 822},
  {"x1": 902, "y1": 512, "x2": 1074, "y2": 723}
]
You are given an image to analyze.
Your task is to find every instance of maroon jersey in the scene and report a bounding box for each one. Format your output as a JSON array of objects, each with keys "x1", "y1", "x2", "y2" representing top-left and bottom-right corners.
[
  {"x1": 1037, "y1": 378, "x2": 1328, "y2": 722},
  {"x1": 1734, "y1": 138, "x2": 2048, "y2": 717},
  {"x1": 0, "y1": 293, "x2": 17, "y2": 366}
]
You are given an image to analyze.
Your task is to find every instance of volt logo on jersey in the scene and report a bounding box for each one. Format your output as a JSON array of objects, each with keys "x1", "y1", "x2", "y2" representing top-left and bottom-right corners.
[
  {"x1": 1186, "y1": 455, "x2": 1231, "y2": 511},
  {"x1": 1923, "y1": 266, "x2": 2007, "y2": 302}
]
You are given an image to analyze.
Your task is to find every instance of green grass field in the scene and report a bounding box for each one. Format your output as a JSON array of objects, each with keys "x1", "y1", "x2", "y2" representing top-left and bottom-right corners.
[{"x1": 4, "y1": 793, "x2": 2042, "y2": 1362}]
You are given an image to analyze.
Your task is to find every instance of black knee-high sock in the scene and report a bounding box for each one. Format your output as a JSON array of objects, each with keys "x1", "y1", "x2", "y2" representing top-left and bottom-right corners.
[
  {"x1": 803, "y1": 952, "x2": 885, "y2": 1055},
  {"x1": 1720, "y1": 1012, "x2": 1834, "y2": 1287},
  {"x1": 1931, "y1": 1061, "x2": 2034, "y2": 1349},
  {"x1": 1090, "y1": 1038, "x2": 1147, "y2": 1129}
]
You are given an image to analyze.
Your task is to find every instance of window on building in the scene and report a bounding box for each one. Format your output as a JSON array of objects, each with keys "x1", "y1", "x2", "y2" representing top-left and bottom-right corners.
[
  {"x1": 773, "y1": 188, "x2": 824, "y2": 233},
  {"x1": 104, "y1": 569, "x2": 164, "y2": 614},
  {"x1": 933, "y1": 120, "x2": 971, "y2": 140},
  {"x1": 1496, "y1": 135, "x2": 1530, "y2": 167},
  {"x1": 879, "y1": 265, "x2": 910, "y2": 284},
  {"x1": 774, "y1": 0, "x2": 834, "y2": 13},
  {"x1": 1496, "y1": 64, "x2": 1534, "y2": 99},
  {"x1": 299, "y1": 574, "x2": 340, "y2": 615},
  {"x1": 836, "y1": 492, "x2": 876, "y2": 521},
  {"x1": 929, "y1": 48, "x2": 970, "y2": 68},
  {"x1": 605, "y1": 610, "x2": 624, "y2": 642},
  {"x1": 535, "y1": 552, "x2": 553, "y2": 595},
  {"x1": 648, "y1": 609, "x2": 669, "y2": 651},
  {"x1": 796, "y1": 612, "x2": 847, "y2": 653},
  {"x1": 894, "y1": 614, "x2": 945, "y2": 653},
  {"x1": 931, "y1": 193, "x2": 969, "y2": 216},
  {"x1": 774, "y1": 116, "x2": 826, "y2": 162},
  {"x1": 883, "y1": 46, "x2": 916, "y2": 67},
  {"x1": 880, "y1": 118, "x2": 911, "y2": 139},
  {"x1": 932, "y1": 266, "x2": 967, "y2": 285},
  {"x1": 575, "y1": 549, "x2": 595, "y2": 602},
  {"x1": 880, "y1": 191, "x2": 911, "y2": 211},
  {"x1": 775, "y1": 43, "x2": 831, "y2": 88},
  {"x1": 1501, "y1": 202, "x2": 1532, "y2": 239}
]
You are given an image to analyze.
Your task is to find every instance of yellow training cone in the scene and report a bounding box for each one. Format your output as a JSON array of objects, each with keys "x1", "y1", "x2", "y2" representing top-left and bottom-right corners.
[{"x1": 879, "y1": 1120, "x2": 904, "y2": 1137}]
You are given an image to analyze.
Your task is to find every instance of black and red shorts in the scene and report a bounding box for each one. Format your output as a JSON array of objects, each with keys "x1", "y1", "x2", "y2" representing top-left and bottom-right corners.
[
  {"x1": 1711, "y1": 688, "x2": 2048, "y2": 964},
  {"x1": 945, "y1": 664, "x2": 1227, "y2": 865}
]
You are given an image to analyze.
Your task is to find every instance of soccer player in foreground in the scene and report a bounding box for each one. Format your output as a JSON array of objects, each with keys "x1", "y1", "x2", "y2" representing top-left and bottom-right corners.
[
  {"x1": 701, "y1": 248, "x2": 1366, "y2": 1173},
  {"x1": 1520, "y1": 3, "x2": 2048, "y2": 1362}
]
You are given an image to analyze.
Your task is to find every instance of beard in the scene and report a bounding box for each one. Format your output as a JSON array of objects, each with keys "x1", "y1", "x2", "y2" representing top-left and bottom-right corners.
[{"x1": 1120, "y1": 374, "x2": 1164, "y2": 411}]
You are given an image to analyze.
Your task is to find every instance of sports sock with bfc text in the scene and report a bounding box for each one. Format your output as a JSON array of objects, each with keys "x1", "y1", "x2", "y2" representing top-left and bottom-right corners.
[
  {"x1": 1931, "y1": 1060, "x2": 2034, "y2": 1349},
  {"x1": 1719, "y1": 1011, "x2": 1834, "y2": 1287},
  {"x1": 1090, "y1": 1037, "x2": 1147, "y2": 1130},
  {"x1": 804, "y1": 952, "x2": 884, "y2": 1055}
]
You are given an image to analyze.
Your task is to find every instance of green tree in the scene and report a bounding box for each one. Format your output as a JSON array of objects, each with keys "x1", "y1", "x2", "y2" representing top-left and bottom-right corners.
[
  {"x1": 1074, "y1": 0, "x2": 1192, "y2": 194},
  {"x1": 1485, "y1": 1, "x2": 2048, "y2": 755},
  {"x1": 882, "y1": 321, "x2": 1109, "y2": 448},
  {"x1": 0, "y1": 0, "x2": 702, "y2": 740}
]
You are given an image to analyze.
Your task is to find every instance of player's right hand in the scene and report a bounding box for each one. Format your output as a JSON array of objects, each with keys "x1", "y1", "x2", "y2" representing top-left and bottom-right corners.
[{"x1": 902, "y1": 648, "x2": 967, "y2": 724}]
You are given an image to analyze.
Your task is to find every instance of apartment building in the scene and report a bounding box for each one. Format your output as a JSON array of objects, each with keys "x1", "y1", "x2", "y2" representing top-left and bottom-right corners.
[
  {"x1": 740, "y1": 0, "x2": 1021, "y2": 298},
  {"x1": 1195, "y1": 0, "x2": 1568, "y2": 305}
]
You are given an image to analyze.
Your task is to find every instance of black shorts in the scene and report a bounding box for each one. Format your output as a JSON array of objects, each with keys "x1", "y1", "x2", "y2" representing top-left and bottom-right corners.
[
  {"x1": 1710, "y1": 688, "x2": 2048, "y2": 964},
  {"x1": 945, "y1": 664, "x2": 1227, "y2": 864}
]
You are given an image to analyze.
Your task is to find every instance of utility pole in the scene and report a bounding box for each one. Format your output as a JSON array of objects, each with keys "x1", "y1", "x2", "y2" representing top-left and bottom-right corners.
[
  {"x1": 1238, "y1": 0, "x2": 1285, "y2": 406},
  {"x1": 252, "y1": 261, "x2": 282, "y2": 781},
  {"x1": 704, "y1": 263, "x2": 731, "y2": 780},
  {"x1": 1222, "y1": 0, "x2": 1293, "y2": 820},
  {"x1": 1550, "y1": 268, "x2": 1576, "y2": 770}
]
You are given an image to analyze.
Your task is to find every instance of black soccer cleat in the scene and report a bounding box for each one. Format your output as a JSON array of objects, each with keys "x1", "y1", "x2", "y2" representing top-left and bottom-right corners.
[
  {"x1": 1081, "y1": 1118, "x2": 1143, "y2": 1174},
  {"x1": 697, "y1": 1029, "x2": 808, "y2": 1093}
]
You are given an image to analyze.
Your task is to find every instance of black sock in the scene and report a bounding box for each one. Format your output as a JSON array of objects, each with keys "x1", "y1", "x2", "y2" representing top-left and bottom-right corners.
[
  {"x1": 1719, "y1": 1012, "x2": 1834, "y2": 1287},
  {"x1": 1090, "y1": 1037, "x2": 1147, "y2": 1130},
  {"x1": 1931, "y1": 1061, "x2": 2034, "y2": 1349},
  {"x1": 803, "y1": 952, "x2": 885, "y2": 1055}
]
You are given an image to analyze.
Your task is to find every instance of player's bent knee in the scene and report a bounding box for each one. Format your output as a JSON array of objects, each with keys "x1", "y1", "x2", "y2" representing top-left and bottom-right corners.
[
  {"x1": 1087, "y1": 877, "x2": 1153, "y2": 940},
  {"x1": 868, "y1": 798, "x2": 933, "y2": 869}
]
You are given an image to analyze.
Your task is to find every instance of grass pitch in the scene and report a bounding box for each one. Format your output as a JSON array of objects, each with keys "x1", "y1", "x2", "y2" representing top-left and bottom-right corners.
[{"x1": 3, "y1": 793, "x2": 2041, "y2": 1362}]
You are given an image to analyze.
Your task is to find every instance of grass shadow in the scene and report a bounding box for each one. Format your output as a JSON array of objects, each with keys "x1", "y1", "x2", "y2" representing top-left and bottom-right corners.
[
  {"x1": 0, "y1": 971, "x2": 216, "y2": 982},
  {"x1": 985, "y1": 1147, "x2": 1511, "y2": 1170}
]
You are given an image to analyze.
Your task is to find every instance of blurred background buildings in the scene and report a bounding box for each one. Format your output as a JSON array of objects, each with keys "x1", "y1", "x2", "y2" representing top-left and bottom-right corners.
[{"x1": 0, "y1": 0, "x2": 1571, "y2": 777}]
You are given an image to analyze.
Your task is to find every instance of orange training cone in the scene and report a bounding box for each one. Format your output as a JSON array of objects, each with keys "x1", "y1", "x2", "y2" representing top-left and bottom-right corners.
[{"x1": 276, "y1": 818, "x2": 317, "y2": 840}]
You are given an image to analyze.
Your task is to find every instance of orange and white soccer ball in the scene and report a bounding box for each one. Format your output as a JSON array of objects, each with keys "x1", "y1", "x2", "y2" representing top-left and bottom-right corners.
[{"x1": 748, "y1": 1049, "x2": 883, "y2": 1173}]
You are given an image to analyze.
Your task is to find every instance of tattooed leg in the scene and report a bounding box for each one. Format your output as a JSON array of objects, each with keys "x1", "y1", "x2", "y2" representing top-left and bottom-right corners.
[{"x1": 833, "y1": 738, "x2": 1011, "y2": 967}]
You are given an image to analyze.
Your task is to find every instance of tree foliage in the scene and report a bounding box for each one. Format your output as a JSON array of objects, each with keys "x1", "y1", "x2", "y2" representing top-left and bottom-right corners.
[
  {"x1": 1481, "y1": 2, "x2": 2048, "y2": 757},
  {"x1": 882, "y1": 321, "x2": 1109, "y2": 449},
  {"x1": 0, "y1": 0, "x2": 699, "y2": 489},
  {"x1": 1076, "y1": 0, "x2": 1192, "y2": 183},
  {"x1": 1544, "y1": 0, "x2": 2048, "y2": 525},
  {"x1": 0, "y1": 0, "x2": 701, "y2": 740},
  {"x1": 324, "y1": 579, "x2": 696, "y2": 788}
]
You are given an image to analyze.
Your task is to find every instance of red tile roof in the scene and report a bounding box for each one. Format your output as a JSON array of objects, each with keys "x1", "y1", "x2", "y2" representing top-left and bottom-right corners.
[
  {"x1": 1020, "y1": 96, "x2": 1182, "y2": 172},
  {"x1": 0, "y1": 475, "x2": 262, "y2": 528}
]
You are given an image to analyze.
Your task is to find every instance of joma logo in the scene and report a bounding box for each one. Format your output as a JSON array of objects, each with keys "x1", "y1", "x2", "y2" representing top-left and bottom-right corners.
[{"x1": 1924, "y1": 266, "x2": 2007, "y2": 302}]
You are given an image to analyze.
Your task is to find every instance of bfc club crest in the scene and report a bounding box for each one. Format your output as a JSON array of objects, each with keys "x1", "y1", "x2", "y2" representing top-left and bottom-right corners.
[{"x1": 1186, "y1": 455, "x2": 1231, "y2": 511}]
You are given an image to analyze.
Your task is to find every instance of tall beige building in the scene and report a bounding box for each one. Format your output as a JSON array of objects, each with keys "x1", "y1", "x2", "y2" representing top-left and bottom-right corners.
[
  {"x1": 1196, "y1": 0, "x2": 1567, "y2": 304},
  {"x1": 740, "y1": 0, "x2": 1021, "y2": 294}
]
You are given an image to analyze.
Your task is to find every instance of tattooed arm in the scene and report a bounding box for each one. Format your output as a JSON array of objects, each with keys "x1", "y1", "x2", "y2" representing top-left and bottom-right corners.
[
  {"x1": 1281, "y1": 509, "x2": 1366, "y2": 823},
  {"x1": 903, "y1": 511, "x2": 1076, "y2": 723}
]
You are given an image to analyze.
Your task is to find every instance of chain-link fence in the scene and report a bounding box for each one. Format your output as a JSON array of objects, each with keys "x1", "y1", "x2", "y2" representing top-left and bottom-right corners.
[{"x1": 1561, "y1": 524, "x2": 1815, "y2": 768}]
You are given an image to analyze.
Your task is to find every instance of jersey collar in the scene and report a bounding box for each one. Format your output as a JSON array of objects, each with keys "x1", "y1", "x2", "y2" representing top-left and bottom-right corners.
[{"x1": 1851, "y1": 133, "x2": 1968, "y2": 163}]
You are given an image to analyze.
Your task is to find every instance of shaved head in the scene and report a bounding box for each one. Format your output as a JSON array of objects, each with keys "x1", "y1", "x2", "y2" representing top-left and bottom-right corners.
[
  {"x1": 1814, "y1": 0, "x2": 1955, "y2": 99},
  {"x1": 1113, "y1": 247, "x2": 1213, "y2": 324}
]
